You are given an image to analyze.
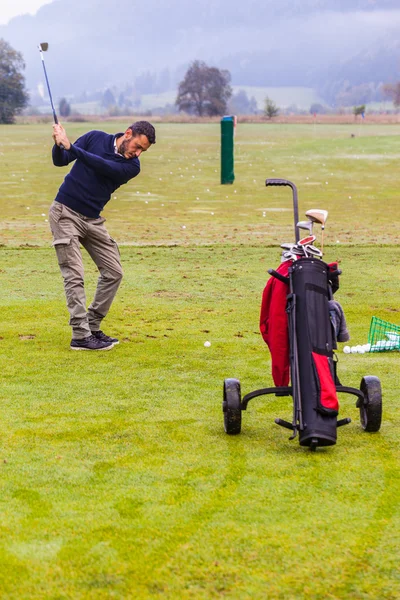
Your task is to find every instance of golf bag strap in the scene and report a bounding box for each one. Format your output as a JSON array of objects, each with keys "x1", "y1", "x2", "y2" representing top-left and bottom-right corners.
[{"x1": 305, "y1": 282, "x2": 329, "y2": 297}]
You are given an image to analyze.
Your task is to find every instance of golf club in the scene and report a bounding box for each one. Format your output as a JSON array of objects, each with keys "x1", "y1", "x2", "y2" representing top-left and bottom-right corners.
[
  {"x1": 291, "y1": 246, "x2": 306, "y2": 255},
  {"x1": 305, "y1": 209, "x2": 328, "y2": 253},
  {"x1": 38, "y1": 42, "x2": 65, "y2": 149},
  {"x1": 304, "y1": 244, "x2": 323, "y2": 258},
  {"x1": 38, "y1": 42, "x2": 60, "y2": 124},
  {"x1": 282, "y1": 251, "x2": 298, "y2": 262},
  {"x1": 298, "y1": 235, "x2": 316, "y2": 246},
  {"x1": 296, "y1": 220, "x2": 313, "y2": 236}
]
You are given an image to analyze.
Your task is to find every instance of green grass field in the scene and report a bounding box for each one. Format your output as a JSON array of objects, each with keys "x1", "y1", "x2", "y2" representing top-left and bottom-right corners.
[{"x1": 0, "y1": 122, "x2": 399, "y2": 599}]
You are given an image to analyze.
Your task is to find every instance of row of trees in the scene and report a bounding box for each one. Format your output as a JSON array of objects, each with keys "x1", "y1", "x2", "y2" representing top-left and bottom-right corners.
[
  {"x1": 0, "y1": 39, "x2": 28, "y2": 123},
  {"x1": 2, "y1": 38, "x2": 400, "y2": 123}
]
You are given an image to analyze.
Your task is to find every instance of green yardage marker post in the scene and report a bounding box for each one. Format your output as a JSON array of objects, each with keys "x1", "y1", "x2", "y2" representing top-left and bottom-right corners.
[{"x1": 221, "y1": 115, "x2": 236, "y2": 184}]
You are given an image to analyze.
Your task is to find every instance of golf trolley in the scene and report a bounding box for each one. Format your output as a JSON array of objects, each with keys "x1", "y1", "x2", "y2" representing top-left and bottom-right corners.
[{"x1": 222, "y1": 179, "x2": 382, "y2": 451}]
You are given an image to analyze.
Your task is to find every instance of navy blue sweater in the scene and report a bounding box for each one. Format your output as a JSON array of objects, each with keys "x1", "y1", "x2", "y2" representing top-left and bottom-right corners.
[{"x1": 52, "y1": 130, "x2": 140, "y2": 218}]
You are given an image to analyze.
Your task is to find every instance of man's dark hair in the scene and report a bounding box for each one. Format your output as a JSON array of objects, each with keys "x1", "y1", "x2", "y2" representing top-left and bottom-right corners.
[{"x1": 129, "y1": 121, "x2": 156, "y2": 144}]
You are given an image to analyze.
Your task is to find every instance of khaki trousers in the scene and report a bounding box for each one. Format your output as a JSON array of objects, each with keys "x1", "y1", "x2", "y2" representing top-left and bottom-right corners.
[{"x1": 49, "y1": 201, "x2": 123, "y2": 339}]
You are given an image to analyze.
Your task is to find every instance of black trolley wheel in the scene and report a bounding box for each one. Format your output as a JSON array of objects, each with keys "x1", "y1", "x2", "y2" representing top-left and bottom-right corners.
[
  {"x1": 223, "y1": 378, "x2": 242, "y2": 434},
  {"x1": 359, "y1": 376, "x2": 382, "y2": 432}
]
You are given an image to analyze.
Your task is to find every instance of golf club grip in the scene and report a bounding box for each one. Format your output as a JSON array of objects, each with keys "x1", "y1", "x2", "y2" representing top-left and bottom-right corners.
[{"x1": 53, "y1": 113, "x2": 65, "y2": 149}]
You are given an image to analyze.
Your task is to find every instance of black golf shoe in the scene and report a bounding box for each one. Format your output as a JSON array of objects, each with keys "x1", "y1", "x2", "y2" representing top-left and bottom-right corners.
[
  {"x1": 91, "y1": 330, "x2": 119, "y2": 345},
  {"x1": 70, "y1": 334, "x2": 114, "y2": 351}
]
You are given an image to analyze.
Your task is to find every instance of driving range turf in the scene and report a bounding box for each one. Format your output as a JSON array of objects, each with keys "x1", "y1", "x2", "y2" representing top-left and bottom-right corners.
[{"x1": 0, "y1": 122, "x2": 399, "y2": 598}]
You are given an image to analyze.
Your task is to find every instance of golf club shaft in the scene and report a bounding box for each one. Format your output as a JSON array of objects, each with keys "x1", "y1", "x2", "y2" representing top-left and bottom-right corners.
[
  {"x1": 39, "y1": 47, "x2": 65, "y2": 149},
  {"x1": 40, "y1": 53, "x2": 58, "y2": 124}
]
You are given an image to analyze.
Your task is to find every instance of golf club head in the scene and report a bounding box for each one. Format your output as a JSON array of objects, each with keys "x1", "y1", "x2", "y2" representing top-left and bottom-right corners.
[
  {"x1": 282, "y1": 251, "x2": 297, "y2": 262},
  {"x1": 291, "y1": 246, "x2": 305, "y2": 255},
  {"x1": 296, "y1": 220, "x2": 313, "y2": 234},
  {"x1": 37, "y1": 43, "x2": 61, "y2": 130},
  {"x1": 304, "y1": 244, "x2": 323, "y2": 257},
  {"x1": 280, "y1": 242, "x2": 296, "y2": 250},
  {"x1": 298, "y1": 235, "x2": 316, "y2": 246},
  {"x1": 305, "y1": 209, "x2": 328, "y2": 227}
]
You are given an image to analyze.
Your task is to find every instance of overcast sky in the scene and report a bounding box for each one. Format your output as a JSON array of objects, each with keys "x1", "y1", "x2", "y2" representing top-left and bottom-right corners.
[{"x1": 0, "y1": 0, "x2": 53, "y2": 25}]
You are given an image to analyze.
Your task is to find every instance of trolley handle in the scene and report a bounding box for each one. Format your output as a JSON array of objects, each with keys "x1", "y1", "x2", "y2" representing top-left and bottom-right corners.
[
  {"x1": 268, "y1": 269, "x2": 289, "y2": 285},
  {"x1": 265, "y1": 178, "x2": 300, "y2": 242},
  {"x1": 265, "y1": 179, "x2": 293, "y2": 187}
]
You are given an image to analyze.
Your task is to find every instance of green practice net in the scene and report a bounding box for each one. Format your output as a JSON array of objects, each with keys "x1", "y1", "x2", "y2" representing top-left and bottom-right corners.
[{"x1": 368, "y1": 316, "x2": 400, "y2": 352}]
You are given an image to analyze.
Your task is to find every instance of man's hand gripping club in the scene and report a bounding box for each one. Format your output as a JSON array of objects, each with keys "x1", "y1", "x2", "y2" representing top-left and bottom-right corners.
[{"x1": 53, "y1": 123, "x2": 71, "y2": 151}]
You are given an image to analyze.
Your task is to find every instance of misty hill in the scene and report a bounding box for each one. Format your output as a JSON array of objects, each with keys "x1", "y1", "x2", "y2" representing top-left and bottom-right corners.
[{"x1": 1, "y1": 0, "x2": 400, "y2": 108}]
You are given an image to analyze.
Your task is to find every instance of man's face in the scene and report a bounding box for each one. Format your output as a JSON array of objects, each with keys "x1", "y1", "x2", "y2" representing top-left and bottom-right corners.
[{"x1": 119, "y1": 131, "x2": 151, "y2": 159}]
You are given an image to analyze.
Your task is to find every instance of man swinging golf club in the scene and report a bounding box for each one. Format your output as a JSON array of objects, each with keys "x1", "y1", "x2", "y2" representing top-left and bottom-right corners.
[{"x1": 50, "y1": 120, "x2": 156, "y2": 350}]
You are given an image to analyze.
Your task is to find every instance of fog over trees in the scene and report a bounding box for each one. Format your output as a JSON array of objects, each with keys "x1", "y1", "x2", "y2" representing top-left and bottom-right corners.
[{"x1": 0, "y1": 0, "x2": 399, "y2": 107}]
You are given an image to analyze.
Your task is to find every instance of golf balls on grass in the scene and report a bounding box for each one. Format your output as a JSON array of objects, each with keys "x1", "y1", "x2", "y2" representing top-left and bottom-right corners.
[{"x1": 343, "y1": 344, "x2": 370, "y2": 354}]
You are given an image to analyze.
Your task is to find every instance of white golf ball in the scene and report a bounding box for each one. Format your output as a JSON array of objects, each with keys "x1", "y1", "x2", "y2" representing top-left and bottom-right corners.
[
  {"x1": 351, "y1": 346, "x2": 358, "y2": 353},
  {"x1": 358, "y1": 346, "x2": 365, "y2": 354},
  {"x1": 204, "y1": 341, "x2": 211, "y2": 347},
  {"x1": 343, "y1": 346, "x2": 351, "y2": 354},
  {"x1": 365, "y1": 343, "x2": 371, "y2": 352}
]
